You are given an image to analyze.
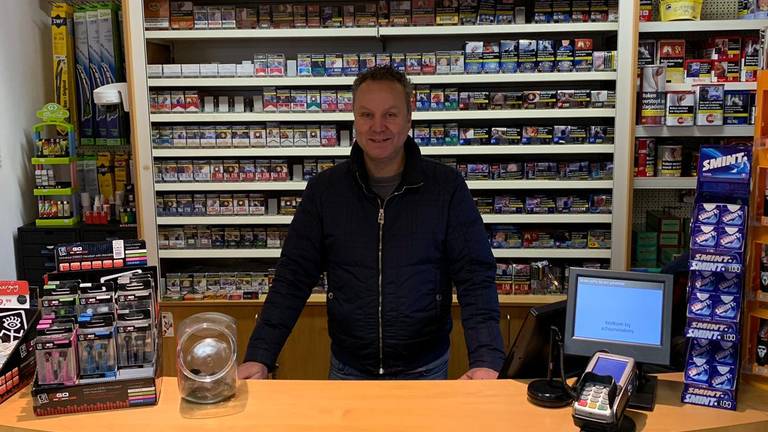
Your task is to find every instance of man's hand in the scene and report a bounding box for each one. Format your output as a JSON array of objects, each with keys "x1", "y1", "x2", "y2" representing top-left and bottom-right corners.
[
  {"x1": 237, "y1": 361, "x2": 269, "y2": 380},
  {"x1": 458, "y1": 368, "x2": 499, "y2": 380}
]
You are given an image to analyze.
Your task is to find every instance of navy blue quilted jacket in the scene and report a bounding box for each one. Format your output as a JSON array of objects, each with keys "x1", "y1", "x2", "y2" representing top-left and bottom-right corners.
[{"x1": 244, "y1": 137, "x2": 505, "y2": 375}]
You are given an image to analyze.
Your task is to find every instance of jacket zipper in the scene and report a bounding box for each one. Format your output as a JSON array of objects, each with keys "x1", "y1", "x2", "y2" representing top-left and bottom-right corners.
[{"x1": 375, "y1": 182, "x2": 422, "y2": 375}]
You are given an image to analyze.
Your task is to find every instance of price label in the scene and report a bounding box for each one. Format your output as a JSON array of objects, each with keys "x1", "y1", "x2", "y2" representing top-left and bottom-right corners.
[{"x1": 0, "y1": 281, "x2": 30, "y2": 309}]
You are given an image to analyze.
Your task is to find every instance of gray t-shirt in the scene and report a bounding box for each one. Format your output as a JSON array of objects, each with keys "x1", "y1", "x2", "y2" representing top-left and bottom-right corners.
[{"x1": 369, "y1": 172, "x2": 403, "y2": 200}]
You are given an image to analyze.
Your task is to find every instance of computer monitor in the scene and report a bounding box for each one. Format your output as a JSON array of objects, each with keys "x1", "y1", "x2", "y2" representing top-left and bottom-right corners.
[
  {"x1": 500, "y1": 300, "x2": 566, "y2": 379},
  {"x1": 564, "y1": 268, "x2": 673, "y2": 366}
]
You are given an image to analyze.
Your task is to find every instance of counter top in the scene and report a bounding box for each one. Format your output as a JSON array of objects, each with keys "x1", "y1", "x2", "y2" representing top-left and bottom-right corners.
[{"x1": 1, "y1": 374, "x2": 767, "y2": 432}]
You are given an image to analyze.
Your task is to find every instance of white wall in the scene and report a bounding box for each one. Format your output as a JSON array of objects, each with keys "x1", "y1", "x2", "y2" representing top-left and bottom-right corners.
[{"x1": 0, "y1": 0, "x2": 52, "y2": 278}]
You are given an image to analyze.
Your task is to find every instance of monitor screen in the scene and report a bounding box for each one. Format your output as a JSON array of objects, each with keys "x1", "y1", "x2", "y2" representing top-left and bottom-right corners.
[
  {"x1": 592, "y1": 356, "x2": 629, "y2": 383},
  {"x1": 573, "y1": 276, "x2": 664, "y2": 346},
  {"x1": 564, "y1": 268, "x2": 673, "y2": 366}
]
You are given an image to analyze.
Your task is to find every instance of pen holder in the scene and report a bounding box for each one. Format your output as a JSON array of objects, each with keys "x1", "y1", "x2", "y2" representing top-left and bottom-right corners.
[{"x1": 177, "y1": 312, "x2": 238, "y2": 404}]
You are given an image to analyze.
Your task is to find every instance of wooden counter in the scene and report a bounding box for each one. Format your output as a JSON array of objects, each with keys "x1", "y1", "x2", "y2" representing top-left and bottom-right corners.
[{"x1": 1, "y1": 374, "x2": 767, "y2": 432}]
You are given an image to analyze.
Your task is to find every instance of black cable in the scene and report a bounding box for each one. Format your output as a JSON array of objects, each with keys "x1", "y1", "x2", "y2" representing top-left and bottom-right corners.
[{"x1": 553, "y1": 326, "x2": 579, "y2": 400}]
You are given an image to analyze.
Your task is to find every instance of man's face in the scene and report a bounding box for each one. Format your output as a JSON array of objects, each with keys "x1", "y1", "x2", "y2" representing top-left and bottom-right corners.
[{"x1": 353, "y1": 80, "x2": 412, "y2": 165}]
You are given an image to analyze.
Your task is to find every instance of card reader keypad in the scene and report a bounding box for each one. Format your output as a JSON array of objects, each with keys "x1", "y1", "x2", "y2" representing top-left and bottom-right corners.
[{"x1": 577, "y1": 384, "x2": 610, "y2": 414}]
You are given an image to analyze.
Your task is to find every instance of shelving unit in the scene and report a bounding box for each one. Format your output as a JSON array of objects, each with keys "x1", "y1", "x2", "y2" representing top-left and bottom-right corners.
[
  {"x1": 630, "y1": 15, "x2": 765, "y2": 268},
  {"x1": 124, "y1": 1, "x2": 637, "y2": 274}
]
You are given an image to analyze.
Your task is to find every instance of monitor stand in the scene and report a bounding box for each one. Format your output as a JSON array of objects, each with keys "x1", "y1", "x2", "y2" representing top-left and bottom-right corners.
[
  {"x1": 527, "y1": 326, "x2": 573, "y2": 408},
  {"x1": 628, "y1": 365, "x2": 658, "y2": 411}
]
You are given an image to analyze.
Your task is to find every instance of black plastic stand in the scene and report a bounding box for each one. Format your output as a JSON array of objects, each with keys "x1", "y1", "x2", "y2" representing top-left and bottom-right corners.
[
  {"x1": 628, "y1": 366, "x2": 658, "y2": 411},
  {"x1": 527, "y1": 326, "x2": 573, "y2": 408}
]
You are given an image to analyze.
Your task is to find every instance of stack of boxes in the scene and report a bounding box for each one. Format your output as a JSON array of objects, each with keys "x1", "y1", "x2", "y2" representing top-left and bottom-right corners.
[{"x1": 633, "y1": 211, "x2": 689, "y2": 268}]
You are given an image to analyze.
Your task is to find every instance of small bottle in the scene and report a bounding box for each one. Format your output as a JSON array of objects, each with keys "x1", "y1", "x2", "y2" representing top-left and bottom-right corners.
[{"x1": 63, "y1": 201, "x2": 71, "y2": 217}]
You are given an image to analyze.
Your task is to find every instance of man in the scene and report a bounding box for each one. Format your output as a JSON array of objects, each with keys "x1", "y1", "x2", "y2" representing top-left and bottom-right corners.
[{"x1": 238, "y1": 66, "x2": 504, "y2": 380}]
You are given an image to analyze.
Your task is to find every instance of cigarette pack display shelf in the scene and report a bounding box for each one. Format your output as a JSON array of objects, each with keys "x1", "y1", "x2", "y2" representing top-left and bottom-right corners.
[
  {"x1": 633, "y1": 177, "x2": 698, "y2": 189},
  {"x1": 144, "y1": 22, "x2": 619, "y2": 41},
  {"x1": 125, "y1": 0, "x2": 638, "y2": 270},
  {"x1": 155, "y1": 214, "x2": 612, "y2": 226},
  {"x1": 154, "y1": 180, "x2": 613, "y2": 192},
  {"x1": 664, "y1": 82, "x2": 757, "y2": 92},
  {"x1": 159, "y1": 294, "x2": 566, "y2": 307},
  {"x1": 148, "y1": 72, "x2": 618, "y2": 88},
  {"x1": 149, "y1": 109, "x2": 616, "y2": 123},
  {"x1": 152, "y1": 144, "x2": 615, "y2": 158},
  {"x1": 639, "y1": 19, "x2": 768, "y2": 33},
  {"x1": 158, "y1": 248, "x2": 611, "y2": 260},
  {"x1": 636, "y1": 125, "x2": 755, "y2": 137},
  {"x1": 32, "y1": 103, "x2": 80, "y2": 228}
]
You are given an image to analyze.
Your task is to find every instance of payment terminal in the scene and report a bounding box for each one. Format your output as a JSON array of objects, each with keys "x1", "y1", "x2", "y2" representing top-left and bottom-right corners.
[{"x1": 572, "y1": 353, "x2": 637, "y2": 431}]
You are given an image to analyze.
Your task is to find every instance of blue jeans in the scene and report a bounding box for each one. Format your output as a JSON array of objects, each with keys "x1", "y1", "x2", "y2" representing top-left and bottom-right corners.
[{"x1": 329, "y1": 351, "x2": 449, "y2": 380}]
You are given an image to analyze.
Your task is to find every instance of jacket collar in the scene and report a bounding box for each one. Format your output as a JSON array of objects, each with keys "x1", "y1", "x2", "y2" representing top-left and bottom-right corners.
[{"x1": 350, "y1": 136, "x2": 424, "y2": 194}]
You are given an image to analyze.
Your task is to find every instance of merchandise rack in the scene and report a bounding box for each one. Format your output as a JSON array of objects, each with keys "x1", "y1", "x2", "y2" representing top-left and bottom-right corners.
[
  {"x1": 630, "y1": 16, "x2": 768, "y2": 267},
  {"x1": 125, "y1": 1, "x2": 638, "y2": 272}
]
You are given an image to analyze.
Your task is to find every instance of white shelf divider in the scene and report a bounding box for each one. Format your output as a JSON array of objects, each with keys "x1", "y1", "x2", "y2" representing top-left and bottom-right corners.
[
  {"x1": 147, "y1": 72, "x2": 617, "y2": 88},
  {"x1": 155, "y1": 181, "x2": 308, "y2": 192},
  {"x1": 155, "y1": 179, "x2": 613, "y2": 192},
  {"x1": 151, "y1": 144, "x2": 614, "y2": 158},
  {"x1": 378, "y1": 22, "x2": 619, "y2": 36},
  {"x1": 465, "y1": 180, "x2": 613, "y2": 190},
  {"x1": 157, "y1": 216, "x2": 294, "y2": 225},
  {"x1": 639, "y1": 19, "x2": 768, "y2": 33},
  {"x1": 145, "y1": 27, "x2": 378, "y2": 39},
  {"x1": 160, "y1": 249, "x2": 282, "y2": 258},
  {"x1": 150, "y1": 109, "x2": 615, "y2": 123},
  {"x1": 664, "y1": 82, "x2": 757, "y2": 92},
  {"x1": 159, "y1": 248, "x2": 611, "y2": 259},
  {"x1": 492, "y1": 248, "x2": 612, "y2": 259},
  {"x1": 155, "y1": 214, "x2": 612, "y2": 226},
  {"x1": 635, "y1": 126, "x2": 754, "y2": 137},
  {"x1": 633, "y1": 177, "x2": 697, "y2": 189}
]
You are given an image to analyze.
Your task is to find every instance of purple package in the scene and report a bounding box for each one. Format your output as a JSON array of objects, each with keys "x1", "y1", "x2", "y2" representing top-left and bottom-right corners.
[
  {"x1": 689, "y1": 250, "x2": 743, "y2": 273},
  {"x1": 688, "y1": 291, "x2": 713, "y2": 319},
  {"x1": 712, "y1": 294, "x2": 740, "y2": 322},
  {"x1": 689, "y1": 338, "x2": 713, "y2": 363},
  {"x1": 716, "y1": 272, "x2": 741, "y2": 295},
  {"x1": 719, "y1": 204, "x2": 745, "y2": 227},
  {"x1": 681, "y1": 384, "x2": 736, "y2": 410},
  {"x1": 691, "y1": 224, "x2": 718, "y2": 249},
  {"x1": 717, "y1": 226, "x2": 744, "y2": 251},
  {"x1": 685, "y1": 360, "x2": 710, "y2": 385},
  {"x1": 710, "y1": 364, "x2": 737, "y2": 390},
  {"x1": 694, "y1": 203, "x2": 720, "y2": 225},
  {"x1": 690, "y1": 271, "x2": 718, "y2": 292},
  {"x1": 713, "y1": 341, "x2": 737, "y2": 366}
]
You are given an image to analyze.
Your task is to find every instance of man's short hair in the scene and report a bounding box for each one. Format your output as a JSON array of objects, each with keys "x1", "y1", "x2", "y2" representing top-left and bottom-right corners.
[{"x1": 352, "y1": 66, "x2": 413, "y2": 113}]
